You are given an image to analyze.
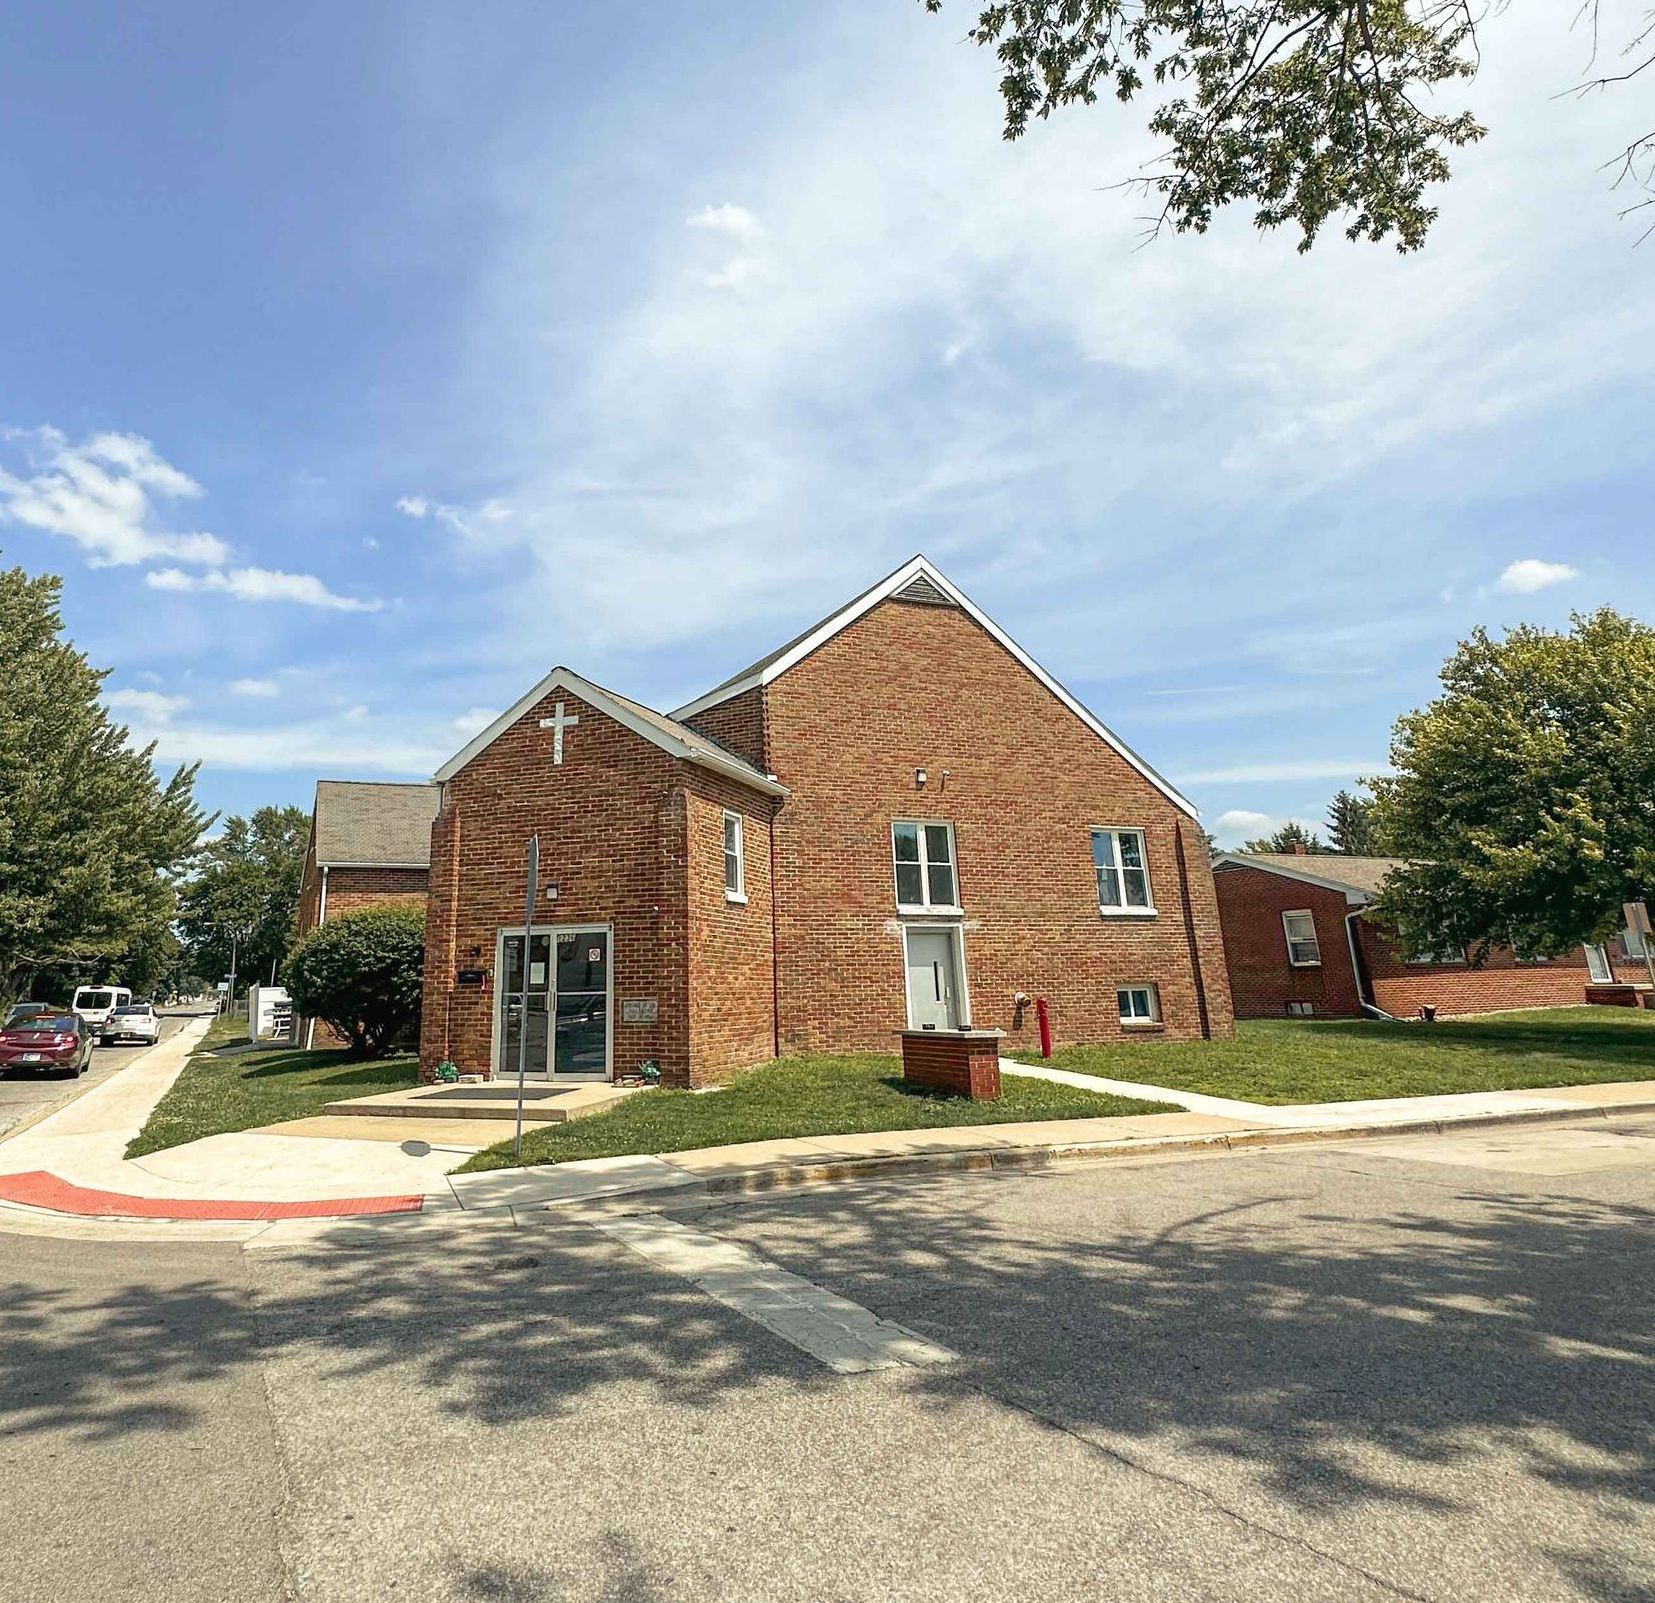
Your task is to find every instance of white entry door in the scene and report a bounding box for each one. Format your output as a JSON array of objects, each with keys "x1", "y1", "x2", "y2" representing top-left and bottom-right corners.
[{"x1": 905, "y1": 927, "x2": 964, "y2": 1031}]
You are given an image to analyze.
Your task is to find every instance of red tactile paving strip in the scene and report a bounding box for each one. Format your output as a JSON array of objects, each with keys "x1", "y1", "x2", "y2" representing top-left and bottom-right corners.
[{"x1": 0, "y1": 1170, "x2": 424, "y2": 1220}]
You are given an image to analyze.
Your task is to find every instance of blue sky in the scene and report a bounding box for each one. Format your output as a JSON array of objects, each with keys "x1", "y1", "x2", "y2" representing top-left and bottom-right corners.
[{"x1": 2, "y1": 0, "x2": 1650, "y2": 845}]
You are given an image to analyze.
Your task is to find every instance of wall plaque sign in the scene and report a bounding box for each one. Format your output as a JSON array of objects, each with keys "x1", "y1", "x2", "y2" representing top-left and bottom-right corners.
[{"x1": 620, "y1": 997, "x2": 659, "y2": 1024}]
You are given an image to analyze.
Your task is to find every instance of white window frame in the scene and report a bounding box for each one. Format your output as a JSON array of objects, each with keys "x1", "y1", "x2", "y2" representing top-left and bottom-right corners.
[
  {"x1": 1091, "y1": 827, "x2": 1156, "y2": 916},
  {"x1": 891, "y1": 820, "x2": 961, "y2": 914},
  {"x1": 722, "y1": 810, "x2": 746, "y2": 904},
  {"x1": 1585, "y1": 944, "x2": 1614, "y2": 983},
  {"x1": 1405, "y1": 941, "x2": 1466, "y2": 966},
  {"x1": 1281, "y1": 909, "x2": 1322, "y2": 968},
  {"x1": 1117, "y1": 984, "x2": 1161, "y2": 1027},
  {"x1": 1286, "y1": 1001, "x2": 1316, "y2": 1017}
]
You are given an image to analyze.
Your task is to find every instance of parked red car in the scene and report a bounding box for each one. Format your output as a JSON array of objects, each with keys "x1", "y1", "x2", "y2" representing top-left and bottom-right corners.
[{"x1": 0, "y1": 1014, "x2": 94, "y2": 1077}]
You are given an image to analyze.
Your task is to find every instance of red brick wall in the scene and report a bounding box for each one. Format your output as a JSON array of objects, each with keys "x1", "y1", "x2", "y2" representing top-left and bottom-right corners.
[
  {"x1": 685, "y1": 772, "x2": 781, "y2": 1080},
  {"x1": 1213, "y1": 859, "x2": 1615, "y2": 1018},
  {"x1": 1214, "y1": 865, "x2": 1364, "y2": 1017},
  {"x1": 324, "y1": 867, "x2": 428, "y2": 919},
  {"x1": 759, "y1": 596, "x2": 1234, "y2": 1055},
  {"x1": 1361, "y1": 924, "x2": 1606, "y2": 1017},
  {"x1": 418, "y1": 691, "x2": 696, "y2": 1085},
  {"x1": 684, "y1": 686, "x2": 768, "y2": 774}
]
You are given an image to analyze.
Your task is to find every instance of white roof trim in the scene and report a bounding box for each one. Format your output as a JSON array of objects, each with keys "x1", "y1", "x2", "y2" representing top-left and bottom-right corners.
[
  {"x1": 1213, "y1": 853, "x2": 1371, "y2": 904},
  {"x1": 314, "y1": 861, "x2": 429, "y2": 871},
  {"x1": 671, "y1": 555, "x2": 1200, "y2": 819},
  {"x1": 432, "y1": 667, "x2": 787, "y2": 795}
]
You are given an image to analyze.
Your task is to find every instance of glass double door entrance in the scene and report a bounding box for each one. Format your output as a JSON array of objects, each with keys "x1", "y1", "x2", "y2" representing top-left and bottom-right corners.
[{"x1": 498, "y1": 927, "x2": 611, "y2": 1080}]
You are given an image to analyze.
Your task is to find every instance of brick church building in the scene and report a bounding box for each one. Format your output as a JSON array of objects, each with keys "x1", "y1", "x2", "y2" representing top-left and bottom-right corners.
[{"x1": 419, "y1": 557, "x2": 1234, "y2": 1088}]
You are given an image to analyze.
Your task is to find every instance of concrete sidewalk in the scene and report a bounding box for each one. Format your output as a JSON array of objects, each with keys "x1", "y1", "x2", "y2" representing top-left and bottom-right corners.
[{"x1": 4, "y1": 1027, "x2": 1655, "y2": 1244}]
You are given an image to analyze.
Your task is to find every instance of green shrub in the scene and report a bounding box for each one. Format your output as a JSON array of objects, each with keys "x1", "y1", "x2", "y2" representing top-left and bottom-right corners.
[{"x1": 286, "y1": 900, "x2": 424, "y2": 1059}]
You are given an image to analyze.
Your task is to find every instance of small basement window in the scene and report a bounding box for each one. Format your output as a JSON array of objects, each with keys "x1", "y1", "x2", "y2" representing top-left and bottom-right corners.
[
  {"x1": 1286, "y1": 1001, "x2": 1316, "y2": 1017},
  {"x1": 1282, "y1": 910, "x2": 1321, "y2": 967},
  {"x1": 1117, "y1": 985, "x2": 1161, "y2": 1026},
  {"x1": 723, "y1": 811, "x2": 745, "y2": 902}
]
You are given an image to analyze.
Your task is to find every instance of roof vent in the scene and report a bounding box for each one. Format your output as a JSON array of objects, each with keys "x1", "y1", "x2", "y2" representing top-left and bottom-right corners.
[{"x1": 894, "y1": 574, "x2": 953, "y2": 608}]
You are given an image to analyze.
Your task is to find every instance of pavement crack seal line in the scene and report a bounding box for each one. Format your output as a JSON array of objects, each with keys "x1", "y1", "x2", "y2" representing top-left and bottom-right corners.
[
  {"x1": 963, "y1": 1380, "x2": 1436, "y2": 1603},
  {"x1": 590, "y1": 1214, "x2": 957, "y2": 1375}
]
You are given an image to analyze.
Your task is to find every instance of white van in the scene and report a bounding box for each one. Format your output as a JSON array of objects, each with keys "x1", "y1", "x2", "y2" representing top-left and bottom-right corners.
[{"x1": 71, "y1": 985, "x2": 131, "y2": 1030}]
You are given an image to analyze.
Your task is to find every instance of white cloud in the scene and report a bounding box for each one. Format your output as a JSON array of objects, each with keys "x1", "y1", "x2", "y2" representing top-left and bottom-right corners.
[
  {"x1": 105, "y1": 687, "x2": 190, "y2": 722},
  {"x1": 230, "y1": 677, "x2": 280, "y2": 698},
  {"x1": 0, "y1": 427, "x2": 229, "y2": 568},
  {"x1": 110, "y1": 690, "x2": 443, "y2": 774},
  {"x1": 1494, "y1": 558, "x2": 1580, "y2": 594},
  {"x1": 685, "y1": 203, "x2": 763, "y2": 240},
  {"x1": 446, "y1": 0, "x2": 1655, "y2": 672},
  {"x1": 449, "y1": 706, "x2": 498, "y2": 737},
  {"x1": 1178, "y1": 759, "x2": 1389, "y2": 785},
  {"x1": 395, "y1": 493, "x2": 511, "y2": 537},
  {"x1": 1215, "y1": 809, "x2": 1274, "y2": 833},
  {"x1": 145, "y1": 566, "x2": 381, "y2": 612}
]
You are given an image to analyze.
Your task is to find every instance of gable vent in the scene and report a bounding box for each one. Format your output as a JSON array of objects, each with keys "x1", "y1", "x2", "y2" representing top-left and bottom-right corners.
[{"x1": 893, "y1": 574, "x2": 954, "y2": 608}]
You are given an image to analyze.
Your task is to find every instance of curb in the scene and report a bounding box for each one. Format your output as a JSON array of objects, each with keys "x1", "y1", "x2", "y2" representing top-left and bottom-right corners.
[
  {"x1": 3, "y1": 1092, "x2": 1650, "y2": 1242},
  {"x1": 677, "y1": 1096, "x2": 1655, "y2": 1199}
]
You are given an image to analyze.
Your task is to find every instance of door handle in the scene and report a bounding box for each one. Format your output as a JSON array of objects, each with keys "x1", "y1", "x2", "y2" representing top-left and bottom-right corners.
[{"x1": 933, "y1": 961, "x2": 942, "y2": 1002}]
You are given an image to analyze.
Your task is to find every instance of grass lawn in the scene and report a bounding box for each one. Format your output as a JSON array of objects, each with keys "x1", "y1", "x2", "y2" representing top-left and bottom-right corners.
[
  {"x1": 458, "y1": 1053, "x2": 1171, "y2": 1172},
  {"x1": 125, "y1": 1014, "x2": 420, "y2": 1158},
  {"x1": 1012, "y1": 1007, "x2": 1655, "y2": 1106}
]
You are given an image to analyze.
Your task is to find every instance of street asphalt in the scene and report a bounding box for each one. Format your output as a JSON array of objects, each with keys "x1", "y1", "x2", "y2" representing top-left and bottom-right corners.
[
  {"x1": 2, "y1": 1111, "x2": 1652, "y2": 1602},
  {"x1": 0, "y1": 1007, "x2": 199, "y2": 1141}
]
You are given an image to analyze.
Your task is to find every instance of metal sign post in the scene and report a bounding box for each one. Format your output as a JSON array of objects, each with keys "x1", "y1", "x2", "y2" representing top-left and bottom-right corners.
[{"x1": 515, "y1": 835, "x2": 540, "y2": 1163}]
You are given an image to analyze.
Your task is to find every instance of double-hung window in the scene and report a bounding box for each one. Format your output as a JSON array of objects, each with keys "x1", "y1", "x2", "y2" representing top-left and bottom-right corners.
[
  {"x1": 722, "y1": 811, "x2": 745, "y2": 902},
  {"x1": 892, "y1": 821, "x2": 959, "y2": 912},
  {"x1": 1282, "y1": 910, "x2": 1321, "y2": 967},
  {"x1": 1092, "y1": 828, "x2": 1153, "y2": 913}
]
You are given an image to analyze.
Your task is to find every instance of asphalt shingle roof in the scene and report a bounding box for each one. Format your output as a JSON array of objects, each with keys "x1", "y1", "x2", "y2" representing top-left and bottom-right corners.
[
  {"x1": 1229, "y1": 854, "x2": 1409, "y2": 897},
  {"x1": 312, "y1": 781, "x2": 440, "y2": 867}
]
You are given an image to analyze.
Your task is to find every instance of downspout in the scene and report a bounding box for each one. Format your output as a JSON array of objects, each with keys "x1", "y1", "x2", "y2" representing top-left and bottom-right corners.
[
  {"x1": 1345, "y1": 908, "x2": 1392, "y2": 1020},
  {"x1": 304, "y1": 865, "x2": 330, "y2": 1049},
  {"x1": 1172, "y1": 824, "x2": 1212, "y2": 1039},
  {"x1": 768, "y1": 807, "x2": 781, "y2": 1061}
]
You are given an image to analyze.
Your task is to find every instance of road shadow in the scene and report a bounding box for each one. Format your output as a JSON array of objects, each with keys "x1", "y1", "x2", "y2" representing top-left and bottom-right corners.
[{"x1": 1, "y1": 1158, "x2": 1651, "y2": 1598}]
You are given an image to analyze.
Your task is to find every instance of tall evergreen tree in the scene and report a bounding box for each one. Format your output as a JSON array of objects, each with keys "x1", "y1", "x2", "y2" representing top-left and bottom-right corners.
[
  {"x1": 1326, "y1": 789, "x2": 1380, "y2": 854},
  {"x1": 0, "y1": 562, "x2": 209, "y2": 1003},
  {"x1": 1240, "y1": 821, "x2": 1331, "y2": 855}
]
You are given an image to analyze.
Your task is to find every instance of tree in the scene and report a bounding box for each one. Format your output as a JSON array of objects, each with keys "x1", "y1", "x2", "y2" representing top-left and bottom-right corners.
[
  {"x1": 177, "y1": 805, "x2": 310, "y2": 993},
  {"x1": 285, "y1": 901, "x2": 425, "y2": 1059},
  {"x1": 1370, "y1": 609, "x2": 1655, "y2": 959},
  {"x1": 1241, "y1": 820, "x2": 1331, "y2": 854},
  {"x1": 0, "y1": 563, "x2": 209, "y2": 1005},
  {"x1": 1326, "y1": 788, "x2": 1380, "y2": 854},
  {"x1": 922, "y1": 1, "x2": 1653, "y2": 251}
]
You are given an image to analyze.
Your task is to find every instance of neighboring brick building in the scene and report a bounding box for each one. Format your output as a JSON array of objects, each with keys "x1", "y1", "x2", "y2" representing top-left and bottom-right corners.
[
  {"x1": 296, "y1": 780, "x2": 441, "y2": 1047},
  {"x1": 419, "y1": 556, "x2": 1234, "y2": 1089},
  {"x1": 1213, "y1": 851, "x2": 1636, "y2": 1019}
]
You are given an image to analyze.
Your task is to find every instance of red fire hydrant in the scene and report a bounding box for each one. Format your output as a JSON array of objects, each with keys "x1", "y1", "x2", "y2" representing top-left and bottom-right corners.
[{"x1": 1035, "y1": 995, "x2": 1052, "y2": 1059}]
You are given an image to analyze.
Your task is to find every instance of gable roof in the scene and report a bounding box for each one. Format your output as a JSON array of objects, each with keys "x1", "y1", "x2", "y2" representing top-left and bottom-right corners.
[
  {"x1": 432, "y1": 667, "x2": 787, "y2": 795},
  {"x1": 669, "y1": 554, "x2": 1199, "y2": 820},
  {"x1": 1212, "y1": 852, "x2": 1408, "y2": 903},
  {"x1": 312, "y1": 780, "x2": 441, "y2": 868}
]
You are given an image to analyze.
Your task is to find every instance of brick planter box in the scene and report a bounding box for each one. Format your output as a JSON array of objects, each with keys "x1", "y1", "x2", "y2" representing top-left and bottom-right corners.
[
  {"x1": 1586, "y1": 984, "x2": 1641, "y2": 1007},
  {"x1": 897, "y1": 1029, "x2": 1005, "y2": 1100}
]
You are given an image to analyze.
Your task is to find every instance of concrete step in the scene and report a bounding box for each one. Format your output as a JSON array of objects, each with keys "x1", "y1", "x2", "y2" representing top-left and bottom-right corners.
[{"x1": 323, "y1": 1083, "x2": 634, "y2": 1124}]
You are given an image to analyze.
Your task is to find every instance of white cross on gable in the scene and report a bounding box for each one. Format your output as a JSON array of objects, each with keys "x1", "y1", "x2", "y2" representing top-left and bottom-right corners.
[{"x1": 539, "y1": 701, "x2": 579, "y2": 765}]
